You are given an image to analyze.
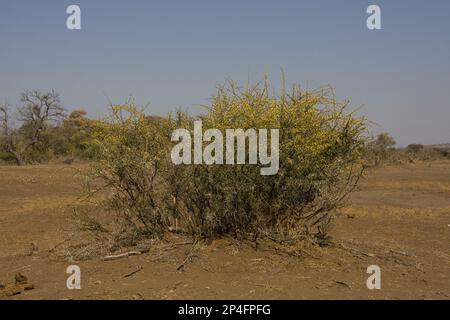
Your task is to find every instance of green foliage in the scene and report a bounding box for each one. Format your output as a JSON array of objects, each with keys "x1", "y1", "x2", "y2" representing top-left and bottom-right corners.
[
  {"x1": 49, "y1": 110, "x2": 95, "y2": 160},
  {"x1": 407, "y1": 144, "x2": 424, "y2": 153},
  {"x1": 0, "y1": 151, "x2": 16, "y2": 162},
  {"x1": 438, "y1": 149, "x2": 450, "y2": 158},
  {"x1": 81, "y1": 80, "x2": 367, "y2": 245},
  {"x1": 365, "y1": 133, "x2": 397, "y2": 166},
  {"x1": 82, "y1": 103, "x2": 173, "y2": 240},
  {"x1": 167, "y1": 82, "x2": 366, "y2": 242},
  {"x1": 0, "y1": 92, "x2": 95, "y2": 165}
]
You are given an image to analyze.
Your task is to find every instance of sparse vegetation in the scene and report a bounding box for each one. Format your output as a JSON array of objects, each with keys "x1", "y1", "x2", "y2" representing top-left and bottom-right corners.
[
  {"x1": 0, "y1": 91, "x2": 94, "y2": 165},
  {"x1": 1, "y1": 84, "x2": 449, "y2": 252},
  {"x1": 364, "y1": 135, "x2": 450, "y2": 167}
]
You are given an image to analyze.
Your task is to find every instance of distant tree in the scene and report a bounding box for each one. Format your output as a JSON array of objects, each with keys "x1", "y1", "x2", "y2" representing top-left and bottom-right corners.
[
  {"x1": 18, "y1": 90, "x2": 67, "y2": 152},
  {"x1": 0, "y1": 102, "x2": 10, "y2": 136},
  {"x1": 375, "y1": 133, "x2": 396, "y2": 149},
  {"x1": 366, "y1": 133, "x2": 397, "y2": 166},
  {"x1": 67, "y1": 109, "x2": 87, "y2": 125},
  {"x1": 49, "y1": 109, "x2": 93, "y2": 158},
  {"x1": 0, "y1": 102, "x2": 24, "y2": 165},
  {"x1": 407, "y1": 144, "x2": 424, "y2": 153},
  {"x1": 0, "y1": 90, "x2": 67, "y2": 165},
  {"x1": 439, "y1": 149, "x2": 450, "y2": 158}
]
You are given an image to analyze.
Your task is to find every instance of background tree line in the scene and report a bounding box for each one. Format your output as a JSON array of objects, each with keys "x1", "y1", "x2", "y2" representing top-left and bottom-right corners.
[
  {"x1": 1, "y1": 89, "x2": 449, "y2": 167},
  {"x1": 0, "y1": 90, "x2": 94, "y2": 165},
  {"x1": 365, "y1": 132, "x2": 450, "y2": 167}
]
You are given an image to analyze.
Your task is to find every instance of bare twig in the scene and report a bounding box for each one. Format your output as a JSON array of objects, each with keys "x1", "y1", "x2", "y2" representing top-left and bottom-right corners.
[
  {"x1": 123, "y1": 266, "x2": 143, "y2": 278},
  {"x1": 103, "y1": 251, "x2": 143, "y2": 261},
  {"x1": 333, "y1": 280, "x2": 352, "y2": 289},
  {"x1": 176, "y1": 239, "x2": 198, "y2": 271},
  {"x1": 389, "y1": 249, "x2": 409, "y2": 257},
  {"x1": 337, "y1": 243, "x2": 376, "y2": 258},
  {"x1": 48, "y1": 234, "x2": 75, "y2": 253}
]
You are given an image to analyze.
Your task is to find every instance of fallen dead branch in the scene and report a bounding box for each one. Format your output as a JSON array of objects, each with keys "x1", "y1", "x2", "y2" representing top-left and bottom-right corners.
[
  {"x1": 273, "y1": 246, "x2": 319, "y2": 260},
  {"x1": 176, "y1": 239, "x2": 198, "y2": 271},
  {"x1": 336, "y1": 242, "x2": 376, "y2": 258},
  {"x1": 48, "y1": 234, "x2": 75, "y2": 253},
  {"x1": 337, "y1": 242, "x2": 425, "y2": 272},
  {"x1": 389, "y1": 249, "x2": 410, "y2": 257},
  {"x1": 103, "y1": 251, "x2": 143, "y2": 261},
  {"x1": 123, "y1": 266, "x2": 143, "y2": 278},
  {"x1": 333, "y1": 280, "x2": 352, "y2": 289}
]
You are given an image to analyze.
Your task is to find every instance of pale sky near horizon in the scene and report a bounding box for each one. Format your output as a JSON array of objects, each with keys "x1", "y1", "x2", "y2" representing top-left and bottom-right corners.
[{"x1": 1, "y1": 0, "x2": 449, "y2": 146}]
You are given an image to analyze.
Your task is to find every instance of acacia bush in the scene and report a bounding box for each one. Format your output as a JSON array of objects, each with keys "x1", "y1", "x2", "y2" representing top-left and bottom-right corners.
[
  {"x1": 81, "y1": 104, "x2": 172, "y2": 244},
  {"x1": 167, "y1": 82, "x2": 366, "y2": 243},
  {"x1": 81, "y1": 80, "x2": 367, "y2": 246}
]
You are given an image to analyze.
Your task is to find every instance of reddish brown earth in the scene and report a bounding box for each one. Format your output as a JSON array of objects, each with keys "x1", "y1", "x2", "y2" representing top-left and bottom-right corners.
[{"x1": 0, "y1": 162, "x2": 449, "y2": 300}]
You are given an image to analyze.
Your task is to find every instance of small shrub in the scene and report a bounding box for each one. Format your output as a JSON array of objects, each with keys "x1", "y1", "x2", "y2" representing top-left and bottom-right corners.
[
  {"x1": 82, "y1": 103, "x2": 172, "y2": 243},
  {"x1": 167, "y1": 81, "x2": 367, "y2": 242},
  {"x1": 0, "y1": 151, "x2": 17, "y2": 162},
  {"x1": 81, "y1": 79, "x2": 367, "y2": 247},
  {"x1": 407, "y1": 144, "x2": 424, "y2": 153},
  {"x1": 438, "y1": 149, "x2": 450, "y2": 158}
]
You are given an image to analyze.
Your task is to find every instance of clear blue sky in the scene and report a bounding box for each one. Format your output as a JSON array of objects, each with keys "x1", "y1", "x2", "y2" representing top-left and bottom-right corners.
[{"x1": 1, "y1": 0, "x2": 449, "y2": 146}]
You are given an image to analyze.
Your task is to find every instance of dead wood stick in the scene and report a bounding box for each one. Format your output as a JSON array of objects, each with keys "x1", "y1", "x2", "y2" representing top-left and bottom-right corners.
[
  {"x1": 337, "y1": 243, "x2": 376, "y2": 257},
  {"x1": 103, "y1": 251, "x2": 143, "y2": 261},
  {"x1": 48, "y1": 234, "x2": 75, "y2": 253},
  {"x1": 333, "y1": 280, "x2": 352, "y2": 289},
  {"x1": 389, "y1": 249, "x2": 409, "y2": 256},
  {"x1": 176, "y1": 240, "x2": 198, "y2": 271},
  {"x1": 123, "y1": 266, "x2": 143, "y2": 278}
]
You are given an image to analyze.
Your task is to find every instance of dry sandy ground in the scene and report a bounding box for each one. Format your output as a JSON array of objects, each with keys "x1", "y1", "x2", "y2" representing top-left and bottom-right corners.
[{"x1": 0, "y1": 162, "x2": 449, "y2": 300}]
